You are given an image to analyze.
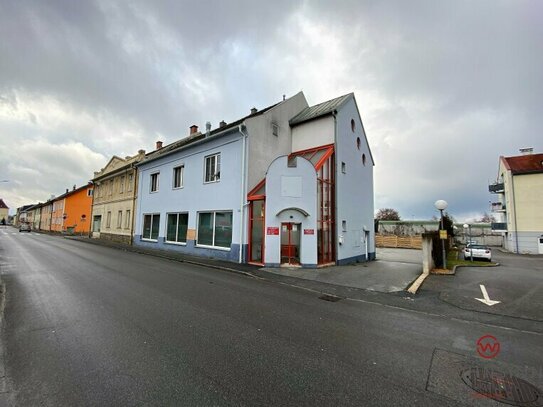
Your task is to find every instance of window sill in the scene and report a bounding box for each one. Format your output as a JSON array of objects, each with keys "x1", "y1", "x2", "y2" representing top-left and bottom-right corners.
[
  {"x1": 172, "y1": 186, "x2": 184, "y2": 190},
  {"x1": 165, "y1": 241, "x2": 187, "y2": 246},
  {"x1": 203, "y1": 180, "x2": 220, "y2": 184},
  {"x1": 141, "y1": 238, "x2": 158, "y2": 242},
  {"x1": 195, "y1": 244, "x2": 231, "y2": 251}
]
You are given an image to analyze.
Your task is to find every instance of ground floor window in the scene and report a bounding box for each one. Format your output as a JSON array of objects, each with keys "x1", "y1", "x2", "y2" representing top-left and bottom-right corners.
[
  {"x1": 142, "y1": 213, "x2": 160, "y2": 240},
  {"x1": 197, "y1": 211, "x2": 232, "y2": 248},
  {"x1": 166, "y1": 213, "x2": 188, "y2": 243}
]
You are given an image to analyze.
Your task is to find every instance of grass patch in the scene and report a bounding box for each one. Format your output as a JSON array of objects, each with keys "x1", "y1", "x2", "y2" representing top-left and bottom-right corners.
[{"x1": 446, "y1": 250, "x2": 496, "y2": 269}]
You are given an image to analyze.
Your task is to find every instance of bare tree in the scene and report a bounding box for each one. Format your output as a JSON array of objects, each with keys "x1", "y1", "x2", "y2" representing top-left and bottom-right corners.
[
  {"x1": 375, "y1": 208, "x2": 401, "y2": 221},
  {"x1": 479, "y1": 212, "x2": 496, "y2": 223}
]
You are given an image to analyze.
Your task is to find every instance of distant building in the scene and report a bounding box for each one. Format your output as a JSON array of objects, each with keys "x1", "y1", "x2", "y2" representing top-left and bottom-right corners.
[
  {"x1": 489, "y1": 149, "x2": 543, "y2": 253},
  {"x1": 50, "y1": 184, "x2": 94, "y2": 234},
  {"x1": 91, "y1": 150, "x2": 145, "y2": 244},
  {"x1": 0, "y1": 198, "x2": 8, "y2": 224}
]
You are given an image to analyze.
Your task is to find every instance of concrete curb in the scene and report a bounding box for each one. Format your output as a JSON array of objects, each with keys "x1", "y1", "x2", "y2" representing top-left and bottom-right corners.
[{"x1": 406, "y1": 272, "x2": 429, "y2": 294}]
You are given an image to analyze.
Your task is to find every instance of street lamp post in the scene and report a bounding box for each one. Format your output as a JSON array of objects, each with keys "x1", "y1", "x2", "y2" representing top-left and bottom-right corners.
[{"x1": 434, "y1": 200, "x2": 448, "y2": 269}]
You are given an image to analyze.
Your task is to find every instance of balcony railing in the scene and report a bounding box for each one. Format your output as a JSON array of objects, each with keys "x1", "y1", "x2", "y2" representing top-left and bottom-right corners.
[
  {"x1": 489, "y1": 182, "x2": 505, "y2": 193},
  {"x1": 490, "y1": 202, "x2": 506, "y2": 212},
  {"x1": 491, "y1": 222, "x2": 507, "y2": 231}
]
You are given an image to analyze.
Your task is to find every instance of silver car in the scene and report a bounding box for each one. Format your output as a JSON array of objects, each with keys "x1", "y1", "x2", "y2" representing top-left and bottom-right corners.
[
  {"x1": 463, "y1": 244, "x2": 492, "y2": 261},
  {"x1": 19, "y1": 223, "x2": 32, "y2": 232}
]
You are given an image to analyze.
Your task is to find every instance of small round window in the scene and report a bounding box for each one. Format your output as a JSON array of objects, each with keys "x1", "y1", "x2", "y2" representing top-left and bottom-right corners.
[
  {"x1": 351, "y1": 119, "x2": 356, "y2": 132},
  {"x1": 362, "y1": 153, "x2": 366, "y2": 166},
  {"x1": 356, "y1": 137, "x2": 361, "y2": 150}
]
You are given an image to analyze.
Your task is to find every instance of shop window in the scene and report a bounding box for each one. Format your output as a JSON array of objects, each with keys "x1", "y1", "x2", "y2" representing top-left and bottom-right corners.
[
  {"x1": 197, "y1": 211, "x2": 232, "y2": 248},
  {"x1": 166, "y1": 213, "x2": 188, "y2": 244},
  {"x1": 142, "y1": 213, "x2": 160, "y2": 241}
]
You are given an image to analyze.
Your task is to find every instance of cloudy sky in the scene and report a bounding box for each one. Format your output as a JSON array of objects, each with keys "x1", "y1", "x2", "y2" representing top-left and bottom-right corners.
[{"x1": 1, "y1": 0, "x2": 541, "y2": 221}]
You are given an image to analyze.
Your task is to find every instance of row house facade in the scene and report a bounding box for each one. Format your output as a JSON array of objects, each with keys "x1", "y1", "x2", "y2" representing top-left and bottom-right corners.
[
  {"x1": 91, "y1": 150, "x2": 145, "y2": 244},
  {"x1": 0, "y1": 198, "x2": 8, "y2": 223},
  {"x1": 489, "y1": 149, "x2": 543, "y2": 254},
  {"x1": 133, "y1": 92, "x2": 375, "y2": 267}
]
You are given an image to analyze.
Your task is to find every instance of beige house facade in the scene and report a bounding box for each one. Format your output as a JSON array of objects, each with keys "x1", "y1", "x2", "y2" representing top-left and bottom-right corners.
[
  {"x1": 91, "y1": 150, "x2": 145, "y2": 244},
  {"x1": 489, "y1": 150, "x2": 543, "y2": 254}
]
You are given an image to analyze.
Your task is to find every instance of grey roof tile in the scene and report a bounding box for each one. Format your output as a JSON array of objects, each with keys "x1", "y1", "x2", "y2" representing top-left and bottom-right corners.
[{"x1": 290, "y1": 93, "x2": 353, "y2": 125}]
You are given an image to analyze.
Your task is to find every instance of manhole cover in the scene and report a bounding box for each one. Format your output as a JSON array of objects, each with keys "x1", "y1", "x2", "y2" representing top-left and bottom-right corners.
[
  {"x1": 319, "y1": 294, "x2": 342, "y2": 302},
  {"x1": 461, "y1": 367, "x2": 543, "y2": 406}
]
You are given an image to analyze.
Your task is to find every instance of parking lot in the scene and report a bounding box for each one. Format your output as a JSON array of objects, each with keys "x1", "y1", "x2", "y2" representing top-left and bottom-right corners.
[{"x1": 422, "y1": 250, "x2": 543, "y2": 321}]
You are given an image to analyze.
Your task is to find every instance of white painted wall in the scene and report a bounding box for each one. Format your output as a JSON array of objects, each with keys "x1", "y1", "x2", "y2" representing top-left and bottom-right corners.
[
  {"x1": 264, "y1": 156, "x2": 318, "y2": 266},
  {"x1": 335, "y1": 96, "x2": 375, "y2": 263},
  {"x1": 291, "y1": 116, "x2": 335, "y2": 152}
]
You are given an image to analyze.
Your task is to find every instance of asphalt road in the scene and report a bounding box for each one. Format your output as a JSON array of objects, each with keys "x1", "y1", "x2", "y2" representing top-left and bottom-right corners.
[
  {"x1": 0, "y1": 229, "x2": 542, "y2": 406},
  {"x1": 423, "y1": 250, "x2": 543, "y2": 321}
]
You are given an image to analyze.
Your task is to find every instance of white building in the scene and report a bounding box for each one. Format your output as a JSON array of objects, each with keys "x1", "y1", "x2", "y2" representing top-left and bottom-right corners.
[{"x1": 134, "y1": 92, "x2": 375, "y2": 267}]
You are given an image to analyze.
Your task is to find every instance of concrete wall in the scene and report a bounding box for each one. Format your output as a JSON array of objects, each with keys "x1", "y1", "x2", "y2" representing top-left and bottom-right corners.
[
  {"x1": 291, "y1": 116, "x2": 335, "y2": 152},
  {"x1": 134, "y1": 131, "x2": 244, "y2": 262},
  {"x1": 505, "y1": 231, "x2": 543, "y2": 254},
  {"x1": 246, "y1": 92, "x2": 308, "y2": 191},
  {"x1": 335, "y1": 96, "x2": 375, "y2": 264},
  {"x1": 264, "y1": 156, "x2": 317, "y2": 267}
]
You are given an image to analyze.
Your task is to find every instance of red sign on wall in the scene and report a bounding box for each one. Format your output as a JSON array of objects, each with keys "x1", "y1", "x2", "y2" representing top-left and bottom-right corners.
[
  {"x1": 267, "y1": 227, "x2": 280, "y2": 235},
  {"x1": 304, "y1": 229, "x2": 315, "y2": 235}
]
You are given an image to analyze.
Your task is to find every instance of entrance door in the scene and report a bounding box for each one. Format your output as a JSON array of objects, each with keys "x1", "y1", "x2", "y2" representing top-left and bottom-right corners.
[
  {"x1": 249, "y1": 200, "x2": 265, "y2": 264},
  {"x1": 92, "y1": 215, "x2": 102, "y2": 238},
  {"x1": 281, "y1": 223, "x2": 301, "y2": 265}
]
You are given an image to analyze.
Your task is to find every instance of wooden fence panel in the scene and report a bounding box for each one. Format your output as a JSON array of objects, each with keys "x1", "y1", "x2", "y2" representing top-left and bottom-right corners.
[{"x1": 375, "y1": 234, "x2": 422, "y2": 250}]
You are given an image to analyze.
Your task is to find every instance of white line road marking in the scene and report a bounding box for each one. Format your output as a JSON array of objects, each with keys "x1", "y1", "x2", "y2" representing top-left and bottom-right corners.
[{"x1": 475, "y1": 284, "x2": 501, "y2": 306}]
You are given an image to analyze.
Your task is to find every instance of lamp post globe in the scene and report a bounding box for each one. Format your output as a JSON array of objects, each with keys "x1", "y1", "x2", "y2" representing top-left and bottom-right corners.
[{"x1": 434, "y1": 200, "x2": 448, "y2": 211}]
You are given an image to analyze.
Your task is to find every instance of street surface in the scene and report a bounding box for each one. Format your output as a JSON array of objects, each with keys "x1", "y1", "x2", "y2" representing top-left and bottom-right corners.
[{"x1": 0, "y1": 228, "x2": 542, "y2": 406}]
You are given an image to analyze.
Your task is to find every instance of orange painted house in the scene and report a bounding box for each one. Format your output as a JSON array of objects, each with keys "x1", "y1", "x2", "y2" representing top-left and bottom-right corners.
[{"x1": 50, "y1": 184, "x2": 94, "y2": 233}]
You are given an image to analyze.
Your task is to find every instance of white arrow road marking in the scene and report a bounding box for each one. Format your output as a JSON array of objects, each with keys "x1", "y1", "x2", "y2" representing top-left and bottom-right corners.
[{"x1": 475, "y1": 284, "x2": 501, "y2": 306}]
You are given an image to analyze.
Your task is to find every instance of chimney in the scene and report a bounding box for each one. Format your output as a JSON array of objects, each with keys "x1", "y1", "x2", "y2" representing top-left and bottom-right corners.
[
  {"x1": 65, "y1": 189, "x2": 69, "y2": 194},
  {"x1": 156, "y1": 140, "x2": 163, "y2": 149},
  {"x1": 190, "y1": 125, "x2": 198, "y2": 135},
  {"x1": 205, "y1": 121, "x2": 211, "y2": 137},
  {"x1": 519, "y1": 147, "x2": 533, "y2": 155},
  {"x1": 250, "y1": 107, "x2": 258, "y2": 114},
  {"x1": 138, "y1": 149, "x2": 145, "y2": 155},
  {"x1": 219, "y1": 120, "x2": 227, "y2": 128},
  {"x1": 73, "y1": 184, "x2": 76, "y2": 191}
]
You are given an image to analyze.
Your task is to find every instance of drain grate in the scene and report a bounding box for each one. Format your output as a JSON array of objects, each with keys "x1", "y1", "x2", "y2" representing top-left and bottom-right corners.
[
  {"x1": 461, "y1": 367, "x2": 543, "y2": 407},
  {"x1": 319, "y1": 294, "x2": 342, "y2": 302}
]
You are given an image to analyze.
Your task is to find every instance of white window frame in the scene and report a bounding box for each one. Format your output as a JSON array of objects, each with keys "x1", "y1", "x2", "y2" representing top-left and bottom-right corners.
[
  {"x1": 204, "y1": 153, "x2": 221, "y2": 183},
  {"x1": 172, "y1": 165, "x2": 184, "y2": 189},
  {"x1": 150, "y1": 172, "x2": 160, "y2": 193},
  {"x1": 196, "y1": 210, "x2": 232, "y2": 250},
  {"x1": 165, "y1": 212, "x2": 189, "y2": 245},
  {"x1": 87, "y1": 189, "x2": 93, "y2": 197},
  {"x1": 141, "y1": 213, "x2": 160, "y2": 241}
]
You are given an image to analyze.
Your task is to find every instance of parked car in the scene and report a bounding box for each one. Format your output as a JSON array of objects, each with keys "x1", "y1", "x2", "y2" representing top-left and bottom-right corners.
[
  {"x1": 19, "y1": 223, "x2": 31, "y2": 232},
  {"x1": 463, "y1": 245, "x2": 492, "y2": 261}
]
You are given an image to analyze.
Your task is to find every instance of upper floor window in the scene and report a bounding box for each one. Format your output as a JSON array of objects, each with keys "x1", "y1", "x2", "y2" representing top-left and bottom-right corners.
[
  {"x1": 272, "y1": 122, "x2": 279, "y2": 136},
  {"x1": 109, "y1": 180, "x2": 113, "y2": 195},
  {"x1": 127, "y1": 174, "x2": 133, "y2": 191},
  {"x1": 204, "y1": 153, "x2": 221, "y2": 183},
  {"x1": 87, "y1": 189, "x2": 93, "y2": 197},
  {"x1": 120, "y1": 176, "x2": 125, "y2": 193},
  {"x1": 150, "y1": 172, "x2": 159, "y2": 192},
  {"x1": 173, "y1": 165, "x2": 184, "y2": 189}
]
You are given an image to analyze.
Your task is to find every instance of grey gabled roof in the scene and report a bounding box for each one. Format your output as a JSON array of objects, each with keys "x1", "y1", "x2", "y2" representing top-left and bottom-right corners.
[
  {"x1": 290, "y1": 93, "x2": 353, "y2": 125},
  {"x1": 141, "y1": 101, "x2": 281, "y2": 164}
]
